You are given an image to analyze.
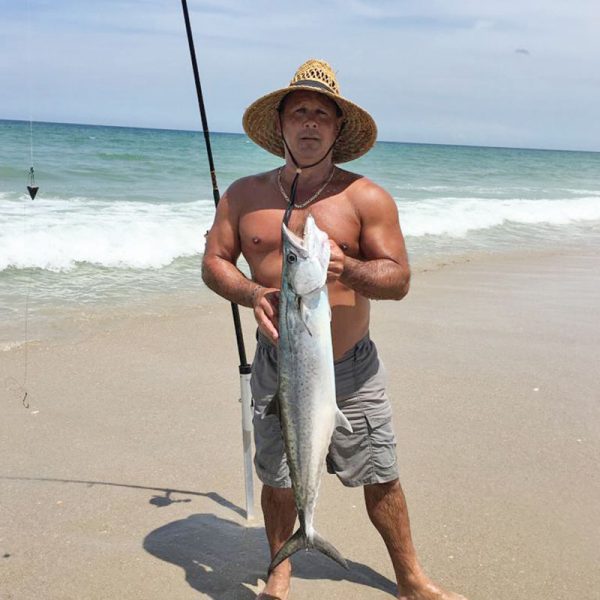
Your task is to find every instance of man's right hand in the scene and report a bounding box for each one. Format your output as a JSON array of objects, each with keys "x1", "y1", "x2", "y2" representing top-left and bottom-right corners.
[{"x1": 252, "y1": 286, "x2": 280, "y2": 344}]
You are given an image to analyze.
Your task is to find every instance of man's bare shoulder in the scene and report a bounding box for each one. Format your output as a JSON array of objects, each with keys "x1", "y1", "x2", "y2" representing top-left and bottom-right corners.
[
  {"x1": 227, "y1": 170, "x2": 276, "y2": 202},
  {"x1": 341, "y1": 172, "x2": 396, "y2": 212}
]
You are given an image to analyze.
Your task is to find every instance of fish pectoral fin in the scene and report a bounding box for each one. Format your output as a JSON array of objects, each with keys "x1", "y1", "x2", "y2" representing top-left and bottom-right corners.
[
  {"x1": 335, "y1": 409, "x2": 353, "y2": 434},
  {"x1": 263, "y1": 392, "x2": 280, "y2": 419},
  {"x1": 299, "y1": 297, "x2": 313, "y2": 336}
]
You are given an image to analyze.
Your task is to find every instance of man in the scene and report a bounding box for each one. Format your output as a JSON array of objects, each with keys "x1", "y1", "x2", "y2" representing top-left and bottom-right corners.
[{"x1": 202, "y1": 59, "x2": 466, "y2": 600}]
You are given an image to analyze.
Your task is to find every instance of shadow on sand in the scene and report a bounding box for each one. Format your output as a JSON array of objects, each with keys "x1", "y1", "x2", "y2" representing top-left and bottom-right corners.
[
  {"x1": 0, "y1": 475, "x2": 246, "y2": 517},
  {"x1": 2, "y1": 476, "x2": 395, "y2": 597},
  {"x1": 144, "y1": 512, "x2": 396, "y2": 599}
]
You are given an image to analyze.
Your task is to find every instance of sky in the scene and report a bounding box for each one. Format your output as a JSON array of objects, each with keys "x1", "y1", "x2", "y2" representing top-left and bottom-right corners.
[{"x1": 1, "y1": 0, "x2": 599, "y2": 151}]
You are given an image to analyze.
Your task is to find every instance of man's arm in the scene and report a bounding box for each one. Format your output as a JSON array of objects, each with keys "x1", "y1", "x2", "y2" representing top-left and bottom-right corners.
[
  {"x1": 201, "y1": 180, "x2": 280, "y2": 341},
  {"x1": 329, "y1": 179, "x2": 410, "y2": 300},
  {"x1": 201, "y1": 183, "x2": 257, "y2": 306}
]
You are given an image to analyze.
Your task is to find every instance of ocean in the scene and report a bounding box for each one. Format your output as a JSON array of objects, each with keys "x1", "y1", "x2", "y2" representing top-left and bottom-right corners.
[{"x1": 1, "y1": 119, "x2": 599, "y2": 344}]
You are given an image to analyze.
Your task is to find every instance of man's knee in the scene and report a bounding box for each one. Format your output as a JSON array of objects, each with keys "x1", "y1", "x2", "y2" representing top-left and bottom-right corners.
[
  {"x1": 364, "y1": 478, "x2": 401, "y2": 502},
  {"x1": 262, "y1": 484, "x2": 295, "y2": 506}
]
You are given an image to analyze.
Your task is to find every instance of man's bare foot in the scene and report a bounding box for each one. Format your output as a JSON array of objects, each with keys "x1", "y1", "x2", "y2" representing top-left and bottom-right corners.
[
  {"x1": 398, "y1": 577, "x2": 467, "y2": 600},
  {"x1": 256, "y1": 567, "x2": 291, "y2": 600}
]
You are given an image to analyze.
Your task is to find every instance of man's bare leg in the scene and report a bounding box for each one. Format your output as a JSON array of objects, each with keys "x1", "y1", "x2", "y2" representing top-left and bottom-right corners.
[
  {"x1": 258, "y1": 484, "x2": 296, "y2": 600},
  {"x1": 364, "y1": 479, "x2": 467, "y2": 600}
]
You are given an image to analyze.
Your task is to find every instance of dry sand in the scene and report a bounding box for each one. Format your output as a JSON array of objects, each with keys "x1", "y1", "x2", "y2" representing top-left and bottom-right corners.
[{"x1": 1, "y1": 248, "x2": 599, "y2": 600}]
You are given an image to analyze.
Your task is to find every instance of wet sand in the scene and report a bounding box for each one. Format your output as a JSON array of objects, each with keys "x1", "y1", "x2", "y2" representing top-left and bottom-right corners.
[{"x1": 1, "y1": 248, "x2": 599, "y2": 599}]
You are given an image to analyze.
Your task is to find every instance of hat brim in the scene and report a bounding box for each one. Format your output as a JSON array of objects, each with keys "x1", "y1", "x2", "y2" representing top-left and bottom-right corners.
[{"x1": 242, "y1": 85, "x2": 377, "y2": 164}]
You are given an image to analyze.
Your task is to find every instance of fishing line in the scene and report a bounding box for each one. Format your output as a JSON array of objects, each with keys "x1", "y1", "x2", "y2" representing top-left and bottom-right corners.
[
  {"x1": 21, "y1": 184, "x2": 31, "y2": 409},
  {"x1": 20, "y1": 0, "x2": 38, "y2": 408}
]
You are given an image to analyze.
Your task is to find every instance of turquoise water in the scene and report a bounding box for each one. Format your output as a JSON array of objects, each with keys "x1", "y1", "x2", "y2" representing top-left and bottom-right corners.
[{"x1": 1, "y1": 119, "x2": 600, "y2": 339}]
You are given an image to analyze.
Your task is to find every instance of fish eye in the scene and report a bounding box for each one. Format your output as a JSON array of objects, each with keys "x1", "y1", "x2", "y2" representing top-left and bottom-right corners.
[{"x1": 287, "y1": 252, "x2": 297, "y2": 264}]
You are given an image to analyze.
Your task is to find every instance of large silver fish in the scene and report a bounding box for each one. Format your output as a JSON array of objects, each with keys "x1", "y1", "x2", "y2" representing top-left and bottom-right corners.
[{"x1": 266, "y1": 213, "x2": 352, "y2": 574}]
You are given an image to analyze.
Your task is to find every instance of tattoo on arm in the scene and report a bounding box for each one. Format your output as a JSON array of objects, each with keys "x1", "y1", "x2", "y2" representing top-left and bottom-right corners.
[
  {"x1": 340, "y1": 256, "x2": 410, "y2": 300},
  {"x1": 201, "y1": 256, "x2": 261, "y2": 308}
]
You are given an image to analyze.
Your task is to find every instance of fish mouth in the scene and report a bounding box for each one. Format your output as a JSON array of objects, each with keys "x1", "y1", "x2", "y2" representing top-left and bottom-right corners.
[
  {"x1": 282, "y1": 215, "x2": 322, "y2": 258},
  {"x1": 282, "y1": 223, "x2": 308, "y2": 256}
]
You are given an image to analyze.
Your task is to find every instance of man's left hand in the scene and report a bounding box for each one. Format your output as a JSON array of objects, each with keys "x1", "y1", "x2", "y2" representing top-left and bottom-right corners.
[{"x1": 327, "y1": 239, "x2": 346, "y2": 283}]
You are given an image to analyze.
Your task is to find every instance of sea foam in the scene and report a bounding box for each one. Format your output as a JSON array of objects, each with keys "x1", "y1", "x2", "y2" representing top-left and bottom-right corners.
[
  {"x1": 0, "y1": 196, "x2": 215, "y2": 272},
  {"x1": 399, "y1": 196, "x2": 600, "y2": 238},
  {"x1": 1, "y1": 194, "x2": 599, "y2": 272}
]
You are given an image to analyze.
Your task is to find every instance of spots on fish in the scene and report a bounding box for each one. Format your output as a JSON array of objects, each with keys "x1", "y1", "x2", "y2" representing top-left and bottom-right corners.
[{"x1": 252, "y1": 236, "x2": 261, "y2": 244}]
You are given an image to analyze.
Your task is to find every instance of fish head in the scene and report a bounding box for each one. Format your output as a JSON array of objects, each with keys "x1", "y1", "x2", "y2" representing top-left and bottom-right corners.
[{"x1": 282, "y1": 214, "x2": 330, "y2": 296}]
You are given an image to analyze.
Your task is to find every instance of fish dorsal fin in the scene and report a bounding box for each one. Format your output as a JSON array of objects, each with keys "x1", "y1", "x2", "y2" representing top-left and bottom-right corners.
[{"x1": 335, "y1": 409, "x2": 353, "y2": 434}]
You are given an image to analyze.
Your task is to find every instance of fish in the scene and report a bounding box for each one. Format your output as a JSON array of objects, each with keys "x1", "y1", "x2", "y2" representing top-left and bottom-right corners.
[{"x1": 265, "y1": 213, "x2": 353, "y2": 574}]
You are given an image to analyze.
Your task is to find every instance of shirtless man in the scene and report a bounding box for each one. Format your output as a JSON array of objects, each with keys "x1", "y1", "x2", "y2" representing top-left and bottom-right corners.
[{"x1": 202, "y1": 59, "x2": 466, "y2": 600}]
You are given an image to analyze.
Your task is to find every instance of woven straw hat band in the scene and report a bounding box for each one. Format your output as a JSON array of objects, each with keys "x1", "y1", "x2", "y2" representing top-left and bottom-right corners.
[{"x1": 290, "y1": 80, "x2": 335, "y2": 94}]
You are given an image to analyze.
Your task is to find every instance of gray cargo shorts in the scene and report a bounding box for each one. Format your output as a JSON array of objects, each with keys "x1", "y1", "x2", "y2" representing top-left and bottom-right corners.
[{"x1": 251, "y1": 331, "x2": 399, "y2": 488}]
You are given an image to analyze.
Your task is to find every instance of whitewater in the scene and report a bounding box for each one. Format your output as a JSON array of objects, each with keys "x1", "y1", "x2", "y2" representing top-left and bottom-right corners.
[{"x1": 1, "y1": 119, "x2": 599, "y2": 328}]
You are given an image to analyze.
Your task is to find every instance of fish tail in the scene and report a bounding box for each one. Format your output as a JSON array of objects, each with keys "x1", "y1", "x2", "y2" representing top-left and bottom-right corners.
[
  {"x1": 268, "y1": 528, "x2": 348, "y2": 574},
  {"x1": 268, "y1": 528, "x2": 306, "y2": 574},
  {"x1": 311, "y1": 530, "x2": 349, "y2": 570}
]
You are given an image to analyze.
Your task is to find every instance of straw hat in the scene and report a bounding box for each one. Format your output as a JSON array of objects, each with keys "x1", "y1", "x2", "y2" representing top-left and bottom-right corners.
[{"x1": 242, "y1": 59, "x2": 377, "y2": 164}]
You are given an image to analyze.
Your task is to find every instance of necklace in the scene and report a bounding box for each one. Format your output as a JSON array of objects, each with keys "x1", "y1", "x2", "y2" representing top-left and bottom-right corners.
[{"x1": 277, "y1": 166, "x2": 336, "y2": 209}]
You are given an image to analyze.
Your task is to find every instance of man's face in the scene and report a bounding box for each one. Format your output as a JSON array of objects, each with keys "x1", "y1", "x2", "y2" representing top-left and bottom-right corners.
[{"x1": 278, "y1": 90, "x2": 343, "y2": 161}]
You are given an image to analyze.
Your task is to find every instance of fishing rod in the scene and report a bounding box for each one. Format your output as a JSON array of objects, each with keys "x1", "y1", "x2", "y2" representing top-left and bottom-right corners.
[{"x1": 180, "y1": 0, "x2": 254, "y2": 521}]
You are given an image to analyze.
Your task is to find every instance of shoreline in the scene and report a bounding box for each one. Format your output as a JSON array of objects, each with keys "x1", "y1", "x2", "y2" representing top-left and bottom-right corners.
[
  {"x1": 2, "y1": 242, "x2": 597, "y2": 349},
  {"x1": 1, "y1": 246, "x2": 599, "y2": 599}
]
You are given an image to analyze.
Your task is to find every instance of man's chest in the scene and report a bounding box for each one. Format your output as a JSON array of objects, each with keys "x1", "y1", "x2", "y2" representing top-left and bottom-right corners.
[{"x1": 239, "y1": 200, "x2": 361, "y2": 260}]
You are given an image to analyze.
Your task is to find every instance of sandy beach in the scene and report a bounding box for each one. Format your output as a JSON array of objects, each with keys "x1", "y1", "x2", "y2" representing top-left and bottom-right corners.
[{"x1": 1, "y1": 248, "x2": 599, "y2": 600}]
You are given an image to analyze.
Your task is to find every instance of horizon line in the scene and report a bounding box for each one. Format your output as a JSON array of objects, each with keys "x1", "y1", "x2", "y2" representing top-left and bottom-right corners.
[{"x1": 1, "y1": 117, "x2": 598, "y2": 155}]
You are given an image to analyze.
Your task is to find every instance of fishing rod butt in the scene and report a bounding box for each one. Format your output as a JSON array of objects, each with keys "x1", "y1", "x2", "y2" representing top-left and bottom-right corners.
[{"x1": 239, "y1": 369, "x2": 255, "y2": 521}]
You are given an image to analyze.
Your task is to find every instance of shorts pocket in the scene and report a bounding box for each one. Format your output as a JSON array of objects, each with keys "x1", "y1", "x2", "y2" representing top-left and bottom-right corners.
[{"x1": 365, "y1": 413, "x2": 397, "y2": 470}]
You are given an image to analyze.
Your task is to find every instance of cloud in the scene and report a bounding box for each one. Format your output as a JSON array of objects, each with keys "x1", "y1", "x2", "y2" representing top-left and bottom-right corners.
[{"x1": 1, "y1": 0, "x2": 599, "y2": 150}]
